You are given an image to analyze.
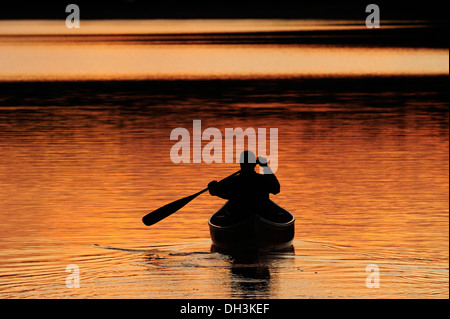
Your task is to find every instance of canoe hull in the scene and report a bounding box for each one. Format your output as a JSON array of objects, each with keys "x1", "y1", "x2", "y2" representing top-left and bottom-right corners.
[{"x1": 208, "y1": 200, "x2": 295, "y2": 252}]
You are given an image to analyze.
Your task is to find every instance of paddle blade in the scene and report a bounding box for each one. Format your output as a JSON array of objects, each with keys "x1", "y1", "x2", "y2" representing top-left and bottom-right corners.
[{"x1": 142, "y1": 190, "x2": 204, "y2": 226}]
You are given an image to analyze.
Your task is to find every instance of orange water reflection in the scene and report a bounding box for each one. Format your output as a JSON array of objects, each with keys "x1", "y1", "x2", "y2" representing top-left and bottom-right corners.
[
  {"x1": 0, "y1": 19, "x2": 448, "y2": 298},
  {"x1": 0, "y1": 79, "x2": 448, "y2": 298},
  {"x1": 0, "y1": 19, "x2": 431, "y2": 35},
  {"x1": 0, "y1": 44, "x2": 447, "y2": 81},
  {"x1": 0, "y1": 20, "x2": 448, "y2": 81}
]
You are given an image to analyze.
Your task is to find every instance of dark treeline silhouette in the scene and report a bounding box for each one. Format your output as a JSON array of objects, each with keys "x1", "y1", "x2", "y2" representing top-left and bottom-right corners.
[{"x1": 1, "y1": 1, "x2": 448, "y2": 20}]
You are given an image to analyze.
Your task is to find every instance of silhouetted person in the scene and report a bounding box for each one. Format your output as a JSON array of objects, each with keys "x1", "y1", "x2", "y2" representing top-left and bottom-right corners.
[{"x1": 208, "y1": 151, "x2": 280, "y2": 221}]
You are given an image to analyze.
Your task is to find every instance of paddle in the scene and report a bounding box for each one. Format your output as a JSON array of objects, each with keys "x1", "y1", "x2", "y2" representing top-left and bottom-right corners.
[{"x1": 142, "y1": 170, "x2": 240, "y2": 226}]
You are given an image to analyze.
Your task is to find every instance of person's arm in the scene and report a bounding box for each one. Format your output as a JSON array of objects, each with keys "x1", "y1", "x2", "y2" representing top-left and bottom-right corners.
[
  {"x1": 258, "y1": 157, "x2": 280, "y2": 195},
  {"x1": 208, "y1": 178, "x2": 233, "y2": 199}
]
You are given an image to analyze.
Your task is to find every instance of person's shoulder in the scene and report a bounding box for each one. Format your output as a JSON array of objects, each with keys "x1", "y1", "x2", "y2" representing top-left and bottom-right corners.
[{"x1": 254, "y1": 172, "x2": 266, "y2": 179}]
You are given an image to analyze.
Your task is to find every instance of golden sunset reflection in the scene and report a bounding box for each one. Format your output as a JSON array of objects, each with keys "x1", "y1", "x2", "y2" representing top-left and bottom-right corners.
[
  {"x1": 0, "y1": 20, "x2": 448, "y2": 81},
  {"x1": 0, "y1": 19, "x2": 432, "y2": 35},
  {"x1": 0, "y1": 18, "x2": 448, "y2": 299},
  {"x1": 0, "y1": 44, "x2": 447, "y2": 81}
]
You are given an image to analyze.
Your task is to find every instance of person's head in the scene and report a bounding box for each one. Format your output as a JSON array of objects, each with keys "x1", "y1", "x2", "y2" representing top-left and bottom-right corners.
[{"x1": 239, "y1": 150, "x2": 257, "y2": 173}]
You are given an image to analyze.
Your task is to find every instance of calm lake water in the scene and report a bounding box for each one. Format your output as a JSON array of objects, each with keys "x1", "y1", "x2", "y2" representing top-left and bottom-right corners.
[{"x1": 0, "y1": 20, "x2": 448, "y2": 299}]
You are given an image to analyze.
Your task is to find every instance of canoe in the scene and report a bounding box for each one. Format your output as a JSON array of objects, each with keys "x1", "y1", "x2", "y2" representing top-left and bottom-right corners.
[{"x1": 208, "y1": 200, "x2": 295, "y2": 252}]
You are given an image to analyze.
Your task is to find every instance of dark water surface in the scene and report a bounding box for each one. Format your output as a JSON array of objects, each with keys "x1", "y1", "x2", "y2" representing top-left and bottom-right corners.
[{"x1": 0, "y1": 77, "x2": 448, "y2": 298}]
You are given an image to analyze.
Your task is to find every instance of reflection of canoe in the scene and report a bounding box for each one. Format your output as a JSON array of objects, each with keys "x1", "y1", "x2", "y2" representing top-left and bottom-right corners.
[{"x1": 208, "y1": 200, "x2": 295, "y2": 252}]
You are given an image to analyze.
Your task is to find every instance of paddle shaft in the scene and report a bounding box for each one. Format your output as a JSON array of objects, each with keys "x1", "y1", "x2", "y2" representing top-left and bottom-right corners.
[
  {"x1": 194, "y1": 169, "x2": 241, "y2": 196},
  {"x1": 142, "y1": 170, "x2": 240, "y2": 226}
]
